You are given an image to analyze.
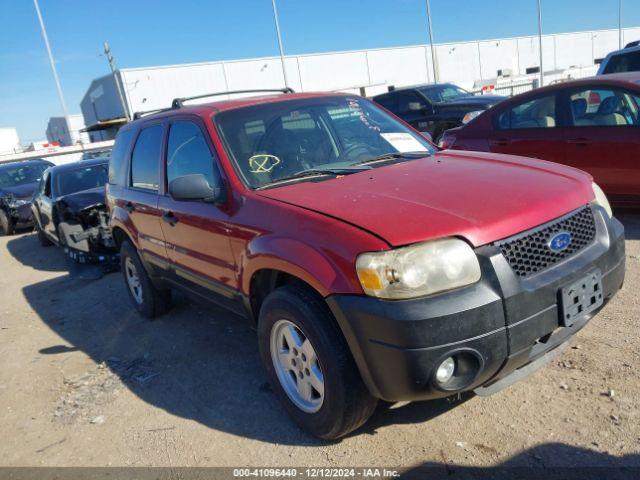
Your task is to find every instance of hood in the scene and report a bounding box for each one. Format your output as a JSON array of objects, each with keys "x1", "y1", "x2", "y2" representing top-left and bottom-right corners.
[
  {"x1": 257, "y1": 151, "x2": 594, "y2": 247},
  {"x1": 440, "y1": 95, "x2": 505, "y2": 108},
  {"x1": 56, "y1": 186, "x2": 106, "y2": 214},
  {"x1": 0, "y1": 182, "x2": 39, "y2": 199}
]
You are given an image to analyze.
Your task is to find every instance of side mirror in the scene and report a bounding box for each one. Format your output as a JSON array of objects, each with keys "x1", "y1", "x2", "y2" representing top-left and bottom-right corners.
[
  {"x1": 169, "y1": 174, "x2": 226, "y2": 204},
  {"x1": 408, "y1": 102, "x2": 425, "y2": 112}
]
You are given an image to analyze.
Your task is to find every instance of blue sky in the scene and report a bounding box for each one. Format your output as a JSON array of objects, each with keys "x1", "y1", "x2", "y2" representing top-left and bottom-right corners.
[{"x1": 1, "y1": 0, "x2": 639, "y2": 143}]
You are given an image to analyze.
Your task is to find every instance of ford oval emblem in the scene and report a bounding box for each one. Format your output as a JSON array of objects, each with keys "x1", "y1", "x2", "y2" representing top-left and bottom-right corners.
[{"x1": 548, "y1": 231, "x2": 572, "y2": 252}]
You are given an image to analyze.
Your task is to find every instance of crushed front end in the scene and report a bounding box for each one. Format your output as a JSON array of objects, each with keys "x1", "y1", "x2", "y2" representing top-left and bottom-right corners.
[{"x1": 55, "y1": 198, "x2": 119, "y2": 270}]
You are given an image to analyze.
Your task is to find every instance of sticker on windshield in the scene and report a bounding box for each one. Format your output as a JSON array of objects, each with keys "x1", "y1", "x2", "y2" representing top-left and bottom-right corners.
[{"x1": 380, "y1": 133, "x2": 429, "y2": 153}]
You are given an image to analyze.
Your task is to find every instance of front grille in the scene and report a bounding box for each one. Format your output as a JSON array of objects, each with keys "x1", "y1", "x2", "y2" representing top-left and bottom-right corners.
[{"x1": 496, "y1": 206, "x2": 597, "y2": 278}]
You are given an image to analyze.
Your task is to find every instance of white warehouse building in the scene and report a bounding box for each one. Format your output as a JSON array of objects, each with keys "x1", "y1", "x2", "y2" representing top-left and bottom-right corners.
[
  {"x1": 80, "y1": 26, "x2": 640, "y2": 140},
  {"x1": 46, "y1": 114, "x2": 90, "y2": 146}
]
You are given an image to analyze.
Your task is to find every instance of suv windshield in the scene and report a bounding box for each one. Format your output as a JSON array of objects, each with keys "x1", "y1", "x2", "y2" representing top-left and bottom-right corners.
[
  {"x1": 214, "y1": 96, "x2": 435, "y2": 189},
  {"x1": 56, "y1": 164, "x2": 108, "y2": 197},
  {"x1": 418, "y1": 85, "x2": 470, "y2": 103},
  {"x1": 0, "y1": 163, "x2": 49, "y2": 189}
]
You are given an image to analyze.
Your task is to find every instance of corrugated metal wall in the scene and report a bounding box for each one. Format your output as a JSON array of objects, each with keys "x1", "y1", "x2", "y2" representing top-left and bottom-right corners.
[{"x1": 85, "y1": 26, "x2": 640, "y2": 123}]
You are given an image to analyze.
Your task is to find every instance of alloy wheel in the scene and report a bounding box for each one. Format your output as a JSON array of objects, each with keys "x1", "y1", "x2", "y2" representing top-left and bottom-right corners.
[{"x1": 270, "y1": 319, "x2": 325, "y2": 413}]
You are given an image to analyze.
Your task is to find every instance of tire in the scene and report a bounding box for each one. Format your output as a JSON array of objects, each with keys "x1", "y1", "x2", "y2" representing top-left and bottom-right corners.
[
  {"x1": 0, "y1": 210, "x2": 15, "y2": 236},
  {"x1": 120, "y1": 240, "x2": 171, "y2": 318},
  {"x1": 258, "y1": 284, "x2": 378, "y2": 439},
  {"x1": 35, "y1": 220, "x2": 53, "y2": 247}
]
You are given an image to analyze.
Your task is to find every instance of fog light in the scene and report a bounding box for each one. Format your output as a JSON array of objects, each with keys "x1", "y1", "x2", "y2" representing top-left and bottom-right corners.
[{"x1": 436, "y1": 357, "x2": 456, "y2": 383}]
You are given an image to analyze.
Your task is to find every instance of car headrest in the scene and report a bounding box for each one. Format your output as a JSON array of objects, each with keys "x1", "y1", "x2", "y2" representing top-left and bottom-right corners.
[
  {"x1": 597, "y1": 96, "x2": 621, "y2": 114},
  {"x1": 571, "y1": 98, "x2": 588, "y2": 118}
]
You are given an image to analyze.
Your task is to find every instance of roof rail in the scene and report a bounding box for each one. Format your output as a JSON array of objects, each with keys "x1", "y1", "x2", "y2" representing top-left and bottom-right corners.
[
  {"x1": 132, "y1": 107, "x2": 174, "y2": 120},
  {"x1": 171, "y1": 88, "x2": 294, "y2": 109}
]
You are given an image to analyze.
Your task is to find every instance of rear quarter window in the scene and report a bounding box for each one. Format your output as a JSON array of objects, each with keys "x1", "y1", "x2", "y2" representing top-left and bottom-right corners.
[{"x1": 108, "y1": 128, "x2": 135, "y2": 186}]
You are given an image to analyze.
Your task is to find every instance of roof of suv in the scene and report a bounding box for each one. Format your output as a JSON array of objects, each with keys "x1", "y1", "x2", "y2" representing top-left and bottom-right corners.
[
  {"x1": 132, "y1": 91, "x2": 351, "y2": 123},
  {"x1": 47, "y1": 158, "x2": 109, "y2": 174}
]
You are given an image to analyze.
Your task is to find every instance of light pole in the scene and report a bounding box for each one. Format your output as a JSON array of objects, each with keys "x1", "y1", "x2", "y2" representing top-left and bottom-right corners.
[
  {"x1": 33, "y1": 0, "x2": 69, "y2": 121},
  {"x1": 537, "y1": 0, "x2": 544, "y2": 87},
  {"x1": 271, "y1": 0, "x2": 290, "y2": 89},
  {"x1": 103, "y1": 42, "x2": 130, "y2": 121},
  {"x1": 618, "y1": 0, "x2": 623, "y2": 49},
  {"x1": 425, "y1": 0, "x2": 438, "y2": 83}
]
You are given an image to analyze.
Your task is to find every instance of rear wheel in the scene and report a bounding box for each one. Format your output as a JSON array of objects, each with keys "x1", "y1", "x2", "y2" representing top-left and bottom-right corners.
[
  {"x1": 258, "y1": 284, "x2": 377, "y2": 439},
  {"x1": 120, "y1": 240, "x2": 171, "y2": 318},
  {"x1": 0, "y1": 210, "x2": 15, "y2": 236}
]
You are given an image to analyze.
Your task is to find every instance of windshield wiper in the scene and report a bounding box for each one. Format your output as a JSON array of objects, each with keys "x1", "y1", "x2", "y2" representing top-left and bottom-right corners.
[
  {"x1": 353, "y1": 151, "x2": 429, "y2": 166},
  {"x1": 255, "y1": 166, "x2": 369, "y2": 190}
]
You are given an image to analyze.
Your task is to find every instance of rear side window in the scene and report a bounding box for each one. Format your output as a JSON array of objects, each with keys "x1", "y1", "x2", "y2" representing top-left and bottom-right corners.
[
  {"x1": 375, "y1": 95, "x2": 398, "y2": 113},
  {"x1": 603, "y1": 51, "x2": 640, "y2": 74},
  {"x1": 569, "y1": 88, "x2": 640, "y2": 127},
  {"x1": 394, "y1": 91, "x2": 426, "y2": 114},
  {"x1": 130, "y1": 125, "x2": 163, "y2": 191},
  {"x1": 496, "y1": 94, "x2": 557, "y2": 129},
  {"x1": 108, "y1": 128, "x2": 135, "y2": 185},
  {"x1": 166, "y1": 121, "x2": 218, "y2": 187}
]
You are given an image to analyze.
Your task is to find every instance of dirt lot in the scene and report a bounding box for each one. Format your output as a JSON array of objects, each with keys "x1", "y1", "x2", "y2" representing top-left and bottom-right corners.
[{"x1": 0, "y1": 214, "x2": 639, "y2": 472}]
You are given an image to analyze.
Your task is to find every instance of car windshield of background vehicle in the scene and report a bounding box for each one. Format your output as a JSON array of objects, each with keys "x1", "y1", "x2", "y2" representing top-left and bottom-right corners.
[
  {"x1": 0, "y1": 164, "x2": 49, "y2": 189},
  {"x1": 602, "y1": 50, "x2": 640, "y2": 74},
  {"x1": 214, "y1": 96, "x2": 436, "y2": 189},
  {"x1": 56, "y1": 164, "x2": 108, "y2": 197},
  {"x1": 569, "y1": 88, "x2": 640, "y2": 126},
  {"x1": 418, "y1": 85, "x2": 469, "y2": 103}
]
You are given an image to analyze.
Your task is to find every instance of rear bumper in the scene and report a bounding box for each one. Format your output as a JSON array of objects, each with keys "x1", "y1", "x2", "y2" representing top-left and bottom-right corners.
[{"x1": 327, "y1": 206, "x2": 625, "y2": 402}]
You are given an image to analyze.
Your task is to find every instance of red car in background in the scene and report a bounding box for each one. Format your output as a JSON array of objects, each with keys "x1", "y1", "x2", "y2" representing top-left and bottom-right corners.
[{"x1": 440, "y1": 72, "x2": 640, "y2": 206}]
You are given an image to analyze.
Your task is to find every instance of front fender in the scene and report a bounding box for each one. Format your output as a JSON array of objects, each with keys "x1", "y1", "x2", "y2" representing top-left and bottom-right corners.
[{"x1": 240, "y1": 235, "x2": 362, "y2": 298}]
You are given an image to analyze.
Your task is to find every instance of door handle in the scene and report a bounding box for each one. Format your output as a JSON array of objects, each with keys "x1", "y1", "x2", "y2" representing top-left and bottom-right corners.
[
  {"x1": 567, "y1": 138, "x2": 591, "y2": 146},
  {"x1": 123, "y1": 201, "x2": 135, "y2": 213},
  {"x1": 162, "y1": 211, "x2": 178, "y2": 226},
  {"x1": 490, "y1": 138, "x2": 511, "y2": 147}
]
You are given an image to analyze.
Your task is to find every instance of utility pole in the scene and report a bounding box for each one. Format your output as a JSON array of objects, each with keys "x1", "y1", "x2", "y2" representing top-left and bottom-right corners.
[
  {"x1": 271, "y1": 0, "x2": 290, "y2": 89},
  {"x1": 537, "y1": 0, "x2": 544, "y2": 87},
  {"x1": 33, "y1": 0, "x2": 69, "y2": 120},
  {"x1": 618, "y1": 0, "x2": 623, "y2": 49},
  {"x1": 425, "y1": 0, "x2": 438, "y2": 83},
  {"x1": 104, "y1": 42, "x2": 130, "y2": 121}
]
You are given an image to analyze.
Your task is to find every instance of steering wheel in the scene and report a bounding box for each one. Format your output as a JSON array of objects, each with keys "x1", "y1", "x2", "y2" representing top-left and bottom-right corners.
[{"x1": 336, "y1": 143, "x2": 377, "y2": 163}]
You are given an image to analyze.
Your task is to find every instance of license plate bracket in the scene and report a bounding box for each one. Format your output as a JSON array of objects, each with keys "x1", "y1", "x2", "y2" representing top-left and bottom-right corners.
[{"x1": 559, "y1": 269, "x2": 603, "y2": 327}]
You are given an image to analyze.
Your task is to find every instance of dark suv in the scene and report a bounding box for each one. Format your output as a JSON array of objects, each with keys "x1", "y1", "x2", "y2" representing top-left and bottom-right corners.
[
  {"x1": 106, "y1": 89, "x2": 624, "y2": 439},
  {"x1": 373, "y1": 83, "x2": 504, "y2": 142}
]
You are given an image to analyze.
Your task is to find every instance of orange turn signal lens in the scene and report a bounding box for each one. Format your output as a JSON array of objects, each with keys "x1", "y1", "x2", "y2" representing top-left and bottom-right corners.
[{"x1": 356, "y1": 268, "x2": 383, "y2": 291}]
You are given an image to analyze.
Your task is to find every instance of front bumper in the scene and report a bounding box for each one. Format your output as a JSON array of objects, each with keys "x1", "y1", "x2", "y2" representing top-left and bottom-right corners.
[
  {"x1": 8, "y1": 202, "x2": 35, "y2": 227},
  {"x1": 327, "y1": 206, "x2": 625, "y2": 402}
]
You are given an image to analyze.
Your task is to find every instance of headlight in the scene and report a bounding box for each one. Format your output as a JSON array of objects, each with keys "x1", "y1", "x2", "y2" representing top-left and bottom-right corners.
[
  {"x1": 356, "y1": 238, "x2": 481, "y2": 299},
  {"x1": 591, "y1": 182, "x2": 612, "y2": 218},
  {"x1": 462, "y1": 110, "x2": 483, "y2": 124},
  {"x1": 8, "y1": 198, "x2": 29, "y2": 208}
]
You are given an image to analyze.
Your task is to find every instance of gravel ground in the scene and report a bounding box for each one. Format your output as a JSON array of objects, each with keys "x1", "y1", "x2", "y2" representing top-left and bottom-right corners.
[{"x1": 0, "y1": 214, "x2": 638, "y2": 472}]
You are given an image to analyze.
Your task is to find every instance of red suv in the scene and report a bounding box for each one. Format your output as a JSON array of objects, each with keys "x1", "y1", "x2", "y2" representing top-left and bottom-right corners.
[{"x1": 106, "y1": 89, "x2": 625, "y2": 439}]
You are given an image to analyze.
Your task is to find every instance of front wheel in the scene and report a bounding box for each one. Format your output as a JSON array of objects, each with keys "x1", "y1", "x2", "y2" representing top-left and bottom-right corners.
[
  {"x1": 35, "y1": 220, "x2": 53, "y2": 247},
  {"x1": 258, "y1": 284, "x2": 377, "y2": 439},
  {"x1": 0, "y1": 210, "x2": 15, "y2": 236}
]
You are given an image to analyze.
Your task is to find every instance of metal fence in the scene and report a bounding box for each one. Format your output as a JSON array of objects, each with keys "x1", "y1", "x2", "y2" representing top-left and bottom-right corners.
[{"x1": 470, "y1": 80, "x2": 536, "y2": 97}]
